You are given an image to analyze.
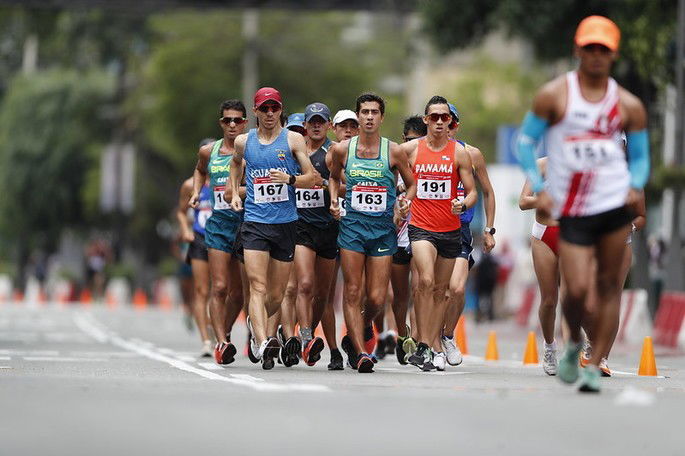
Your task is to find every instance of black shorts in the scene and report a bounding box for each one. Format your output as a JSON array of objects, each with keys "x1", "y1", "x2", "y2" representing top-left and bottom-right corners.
[
  {"x1": 241, "y1": 221, "x2": 296, "y2": 262},
  {"x1": 392, "y1": 246, "x2": 412, "y2": 265},
  {"x1": 233, "y1": 222, "x2": 245, "y2": 264},
  {"x1": 408, "y1": 225, "x2": 462, "y2": 259},
  {"x1": 296, "y1": 219, "x2": 339, "y2": 260},
  {"x1": 185, "y1": 231, "x2": 208, "y2": 263},
  {"x1": 457, "y1": 223, "x2": 475, "y2": 270},
  {"x1": 559, "y1": 206, "x2": 633, "y2": 246}
]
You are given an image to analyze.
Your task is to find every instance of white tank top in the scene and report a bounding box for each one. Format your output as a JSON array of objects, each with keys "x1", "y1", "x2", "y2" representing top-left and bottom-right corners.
[{"x1": 545, "y1": 71, "x2": 628, "y2": 218}]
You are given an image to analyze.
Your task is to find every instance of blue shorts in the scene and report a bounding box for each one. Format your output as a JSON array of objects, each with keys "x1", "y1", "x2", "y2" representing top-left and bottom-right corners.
[
  {"x1": 458, "y1": 222, "x2": 475, "y2": 269},
  {"x1": 338, "y1": 216, "x2": 397, "y2": 257},
  {"x1": 204, "y1": 215, "x2": 240, "y2": 254}
]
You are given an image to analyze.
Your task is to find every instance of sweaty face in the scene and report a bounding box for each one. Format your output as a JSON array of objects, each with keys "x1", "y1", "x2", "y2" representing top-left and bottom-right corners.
[
  {"x1": 357, "y1": 101, "x2": 383, "y2": 134},
  {"x1": 334, "y1": 119, "x2": 359, "y2": 141},
  {"x1": 424, "y1": 104, "x2": 451, "y2": 136},
  {"x1": 577, "y1": 44, "x2": 616, "y2": 78},
  {"x1": 305, "y1": 117, "x2": 330, "y2": 141},
  {"x1": 254, "y1": 101, "x2": 282, "y2": 130},
  {"x1": 220, "y1": 108, "x2": 247, "y2": 139}
]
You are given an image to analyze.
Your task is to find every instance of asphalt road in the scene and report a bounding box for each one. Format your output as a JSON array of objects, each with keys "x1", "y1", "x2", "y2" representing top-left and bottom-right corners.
[{"x1": 1, "y1": 303, "x2": 683, "y2": 455}]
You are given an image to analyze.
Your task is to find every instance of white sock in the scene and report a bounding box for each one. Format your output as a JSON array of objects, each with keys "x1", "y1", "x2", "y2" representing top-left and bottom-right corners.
[{"x1": 544, "y1": 340, "x2": 556, "y2": 351}]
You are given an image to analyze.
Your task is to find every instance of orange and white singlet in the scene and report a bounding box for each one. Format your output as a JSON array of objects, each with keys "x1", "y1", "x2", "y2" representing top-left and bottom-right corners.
[
  {"x1": 409, "y1": 138, "x2": 461, "y2": 232},
  {"x1": 546, "y1": 71, "x2": 628, "y2": 218}
]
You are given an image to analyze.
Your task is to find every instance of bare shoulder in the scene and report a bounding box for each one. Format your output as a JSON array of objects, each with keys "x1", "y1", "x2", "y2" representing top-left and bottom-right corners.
[
  {"x1": 199, "y1": 142, "x2": 213, "y2": 159},
  {"x1": 465, "y1": 144, "x2": 485, "y2": 165},
  {"x1": 532, "y1": 75, "x2": 566, "y2": 120},
  {"x1": 235, "y1": 133, "x2": 248, "y2": 148},
  {"x1": 181, "y1": 177, "x2": 193, "y2": 192},
  {"x1": 332, "y1": 139, "x2": 350, "y2": 155},
  {"x1": 618, "y1": 86, "x2": 647, "y2": 127}
]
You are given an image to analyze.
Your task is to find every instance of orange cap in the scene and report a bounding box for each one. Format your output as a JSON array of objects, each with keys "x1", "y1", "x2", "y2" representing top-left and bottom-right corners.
[{"x1": 575, "y1": 16, "x2": 620, "y2": 51}]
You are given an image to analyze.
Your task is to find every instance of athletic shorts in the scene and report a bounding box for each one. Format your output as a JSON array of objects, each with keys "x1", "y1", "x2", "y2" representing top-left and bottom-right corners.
[
  {"x1": 204, "y1": 216, "x2": 240, "y2": 254},
  {"x1": 408, "y1": 225, "x2": 462, "y2": 259},
  {"x1": 559, "y1": 206, "x2": 633, "y2": 246},
  {"x1": 233, "y1": 223, "x2": 245, "y2": 264},
  {"x1": 241, "y1": 220, "x2": 296, "y2": 262},
  {"x1": 296, "y1": 219, "x2": 339, "y2": 260},
  {"x1": 392, "y1": 246, "x2": 412, "y2": 265},
  {"x1": 531, "y1": 221, "x2": 560, "y2": 256},
  {"x1": 338, "y1": 216, "x2": 397, "y2": 257},
  {"x1": 185, "y1": 231, "x2": 209, "y2": 263},
  {"x1": 458, "y1": 222, "x2": 475, "y2": 269}
]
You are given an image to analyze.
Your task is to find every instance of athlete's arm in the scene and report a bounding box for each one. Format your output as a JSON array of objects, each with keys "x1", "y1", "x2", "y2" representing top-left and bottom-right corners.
[
  {"x1": 632, "y1": 190, "x2": 646, "y2": 232},
  {"x1": 519, "y1": 157, "x2": 547, "y2": 210},
  {"x1": 469, "y1": 145, "x2": 496, "y2": 251},
  {"x1": 176, "y1": 178, "x2": 194, "y2": 243},
  {"x1": 391, "y1": 142, "x2": 416, "y2": 218},
  {"x1": 620, "y1": 89, "x2": 650, "y2": 212},
  {"x1": 453, "y1": 144, "x2": 477, "y2": 214},
  {"x1": 327, "y1": 141, "x2": 346, "y2": 220},
  {"x1": 270, "y1": 131, "x2": 317, "y2": 188},
  {"x1": 190, "y1": 144, "x2": 211, "y2": 208},
  {"x1": 325, "y1": 147, "x2": 345, "y2": 196},
  {"x1": 229, "y1": 134, "x2": 247, "y2": 211}
]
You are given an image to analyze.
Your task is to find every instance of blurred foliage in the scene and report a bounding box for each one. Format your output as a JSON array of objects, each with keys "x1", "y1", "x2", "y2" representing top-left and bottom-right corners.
[{"x1": 0, "y1": 69, "x2": 115, "y2": 252}]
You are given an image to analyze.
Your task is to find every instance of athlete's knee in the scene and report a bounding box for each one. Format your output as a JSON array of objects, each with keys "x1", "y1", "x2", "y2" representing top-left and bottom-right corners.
[
  {"x1": 366, "y1": 289, "x2": 386, "y2": 310},
  {"x1": 539, "y1": 292, "x2": 558, "y2": 310},
  {"x1": 228, "y1": 286, "x2": 243, "y2": 306},
  {"x1": 297, "y1": 277, "x2": 315, "y2": 299},
  {"x1": 416, "y1": 273, "x2": 435, "y2": 293},
  {"x1": 194, "y1": 282, "x2": 209, "y2": 301},
  {"x1": 249, "y1": 280, "x2": 268, "y2": 297},
  {"x1": 212, "y1": 281, "x2": 229, "y2": 300},
  {"x1": 449, "y1": 281, "x2": 466, "y2": 301},
  {"x1": 564, "y1": 283, "x2": 588, "y2": 305},
  {"x1": 284, "y1": 283, "x2": 297, "y2": 301},
  {"x1": 344, "y1": 282, "x2": 362, "y2": 306}
]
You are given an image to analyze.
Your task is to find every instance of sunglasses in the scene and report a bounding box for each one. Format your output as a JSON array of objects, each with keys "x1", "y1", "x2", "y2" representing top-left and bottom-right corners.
[
  {"x1": 258, "y1": 104, "x2": 282, "y2": 113},
  {"x1": 427, "y1": 113, "x2": 452, "y2": 123},
  {"x1": 220, "y1": 116, "x2": 246, "y2": 125}
]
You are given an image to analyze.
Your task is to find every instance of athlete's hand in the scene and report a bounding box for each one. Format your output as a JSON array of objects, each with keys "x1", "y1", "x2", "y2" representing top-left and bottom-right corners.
[
  {"x1": 398, "y1": 198, "x2": 411, "y2": 218},
  {"x1": 223, "y1": 184, "x2": 233, "y2": 203},
  {"x1": 483, "y1": 232, "x2": 496, "y2": 253},
  {"x1": 182, "y1": 230, "x2": 195, "y2": 243},
  {"x1": 536, "y1": 190, "x2": 554, "y2": 217},
  {"x1": 269, "y1": 168, "x2": 291, "y2": 184},
  {"x1": 330, "y1": 200, "x2": 341, "y2": 220},
  {"x1": 189, "y1": 192, "x2": 199, "y2": 209},
  {"x1": 625, "y1": 188, "x2": 640, "y2": 212},
  {"x1": 231, "y1": 194, "x2": 243, "y2": 212},
  {"x1": 451, "y1": 198, "x2": 464, "y2": 215},
  {"x1": 312, "y1": 170, "x2": 324, "y2": 188}
]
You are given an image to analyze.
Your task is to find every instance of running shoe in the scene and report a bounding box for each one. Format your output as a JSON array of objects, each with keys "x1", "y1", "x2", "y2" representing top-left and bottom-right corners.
[
  {"x1": 374, "y1": 337, "x2": 387, "y2": 360},
  {"x1": 441, "y1": 335, "x2": 463, "y2": 366},
  {"x1": 433, "y1": 351, "x2": 446, "y2": 371},
  {"x1": 578, "y1": 365, "x2": 601, "y2": 393},
  {"x1": 558, "y1": 342, "x2": 583, "y2": 384},
  {"x1": 396, "y1": 335, "x2": 409, "y2": 365},
  {"x1": 408, "y1": 342, "x2": 429, "y2": 368},
  {"x1": 403, "y1": 336, "x2": 418, "y2": 364},
  {"x1": 421, "y1": 348, "x2": 436, "y2": 372},
  {"x1": 363, "y1": 326, "x2": 377, "y2": 355},
  {"x1": 357, "y1": 353, "x2": 375, "y2": 373},
  {"x1": 214, "y1": 341, "x2": 237, "y2": 365},
  {"x1": 542, "y1": 343, "x2": 558, "y2": 376},
  {"x1": 302, "y1": 337, "x2": 324, "y2": 366},
  {"x1": 383, "y1": 331, "x2": 397, "y2": 355},
  {"x1": 579, "y1": 340, "x2": 592, "y2": 367},
  {"x1": 201, "y1": 340, "x2": 213, "y2": 358},
  {"x1": 259, "y1": 337, "x2": 280, "y2": 370},
  {"x1": 341, "y1": 334, "x2": 358, "y2": 369},
  {"x1": 598, "y1": 357, "x2": 611, "y2": 377},
  {"x1": 328, "y1": 349, "x2": 344, "y2": 371},
  {"x1": 246, "y1": 316, "x2": 259, "y2": 364}
]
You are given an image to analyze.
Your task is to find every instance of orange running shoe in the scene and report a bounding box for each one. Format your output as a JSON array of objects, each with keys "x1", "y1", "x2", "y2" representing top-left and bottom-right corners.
[
  {"x1": 302, "y1": 337, "x2": 324, "y2": 366},
  {"x1": 599, "y1": 357, "x2": 612, "y2": 377}
]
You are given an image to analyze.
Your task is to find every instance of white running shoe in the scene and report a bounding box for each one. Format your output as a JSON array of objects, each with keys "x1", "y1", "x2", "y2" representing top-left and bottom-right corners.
[
  {"x1": 441, "y1": 336, "x2": 463, "y2": 366},
  {"x1": 201, "y1": 340, "x2": 212, "y2": 358},
  {"x1": 543, "y1": 343, "x2": 558, "y2": 376},
  {"x1": 246, "y1": 316, "x2": 259, "y2": 360},
  {"x1": 433, "y1": 351, "x2": 447, "y2": 371}
]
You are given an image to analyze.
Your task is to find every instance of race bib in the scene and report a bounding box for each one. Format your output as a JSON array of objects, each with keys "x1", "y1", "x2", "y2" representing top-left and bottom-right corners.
[
  {"x1": 563, "y1": 136, "x2": 618, "y2": 170},
  {"x1": 213, "y1": 186, "x2": 231, "y2": 210},
  {"x1": 417, "y1": 177, "x2": 451, "y2": 200},
  {"x1": 296, "y1": 187, "x2": 324, "y2": 208},
  {"x1": 254, "y1": 177, "x2": 288, "y2": 204},
  {"x1": 351, "y1": 185, "x2": 387, "y2": 213},
  {"x1": 338, "y1": 197, "x2": 347, "y2": 217}
]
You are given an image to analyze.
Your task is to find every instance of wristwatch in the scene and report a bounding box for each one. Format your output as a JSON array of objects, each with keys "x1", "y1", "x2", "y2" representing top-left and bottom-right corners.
[
  {"x1": 288, "y1": 174, "x2": 296, "y2": 186},
  {"x1": 461, "y1": 203, "x2": 467, "y2": 214},
  {"x1": 484, "y1": 227, "x2": 496, "y2": 235}
]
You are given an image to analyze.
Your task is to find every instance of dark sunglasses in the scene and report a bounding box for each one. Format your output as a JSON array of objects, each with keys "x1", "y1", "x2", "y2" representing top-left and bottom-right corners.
[
  {"x1": 427, "y1": 113, "x2": 452, "y2": 123},
  {"x1": 220, "y1": 116, "x2": 246, "y2": 125},
  {"x1": 258, "y1": 104, "x2": 281, "y2": 113}
]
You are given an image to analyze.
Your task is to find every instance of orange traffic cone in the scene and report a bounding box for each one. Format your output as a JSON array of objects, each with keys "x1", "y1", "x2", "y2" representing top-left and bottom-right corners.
[
  {"x1": 314, "y1": 323, "x2": 324, "y2": 339},
  {"x1": 132, "y1": 288, "x2": 148, "y2": 309},
  {"x1": 455, "y1": 315, "x2": 469, "y2": 355},
  {"x1": 638, "y1": 336, "x2": 658, "y2": 376},
  {"x1": 523, "y1": 331, "x2": 539, "y2": 364},
  {"x1": 79, "y1": 288, "x2": 92, "y2": 305},
  {"x1": 485, "y1": 330, "x2": 499, "y2": 361}
]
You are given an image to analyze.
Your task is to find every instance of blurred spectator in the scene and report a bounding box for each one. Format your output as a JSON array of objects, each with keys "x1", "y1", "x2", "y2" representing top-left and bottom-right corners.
[
  {"x1": 474, "y1": 251, "x2": 498, "y2": 322},
  {"x1": 84, "y1": 239, "x2": 112, "y2": 300}
]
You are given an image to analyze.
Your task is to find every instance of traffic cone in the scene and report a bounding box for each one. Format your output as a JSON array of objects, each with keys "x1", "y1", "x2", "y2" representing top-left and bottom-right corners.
[
  {"x1": 638, "y1": 336, "x2": 658, "y2": 376},
  {"x1": 79, "y1": 288, "x2": 92, "y2": 305},
  {"x1": 455, "y1": 315, "x2": 469, "y2": 355},
  {"x1": 314, "y1": 323, "x2": 324, "y2": 339},
  {"x1": 485, "y1": 330, "x2": 499, "y2": 361},
  {"x1": 523, "y1": 331, "x2": 539, "y2": 364},
  {"x1": 132, "y1": 288, "x2": 148, "y2": 309}
]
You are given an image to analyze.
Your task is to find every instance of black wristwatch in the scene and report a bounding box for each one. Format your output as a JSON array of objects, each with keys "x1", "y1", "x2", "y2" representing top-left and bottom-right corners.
[
  {"x1": 484, "y1": 227, "x2": 496, "y2": 235},
  {"x1": 288, "y1": 174, "x2": 296, "y2": 186},
  {"x1": 461, "y1": 203, "x2": 467, "y2": 214}
]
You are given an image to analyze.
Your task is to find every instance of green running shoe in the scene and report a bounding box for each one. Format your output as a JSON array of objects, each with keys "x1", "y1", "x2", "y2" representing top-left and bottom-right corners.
[
  {"x1": 578, "y1": 365, "x2": 601, "y2": 393},
  {"x1": 558, "y1": 342, "x2": 583, "y2": 384},
  {"x1": 402, "y1": 336, "x2": 418, "y2": 364}
]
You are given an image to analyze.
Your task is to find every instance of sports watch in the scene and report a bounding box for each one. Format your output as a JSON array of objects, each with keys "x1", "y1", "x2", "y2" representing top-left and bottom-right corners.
[{"x1": 484, "y1": 227, "x2": 496, "y2": 235}]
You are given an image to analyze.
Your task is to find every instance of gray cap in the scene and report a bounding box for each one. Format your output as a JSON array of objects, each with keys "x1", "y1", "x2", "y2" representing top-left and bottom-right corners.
[{"x1": 304, "y1": 102, "x2": 331, "y2": 122}]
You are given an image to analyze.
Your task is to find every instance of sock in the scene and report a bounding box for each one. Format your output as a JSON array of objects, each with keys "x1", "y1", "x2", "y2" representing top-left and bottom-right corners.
[
  {"x1": 544, "y1": 340, "x2": 556, "y2": 351},
  {"x1": 299, "y1": 327, "x2": 312, "y2": 342},
  {"x1": 443, "y1": 334, "x2": 454, "y2": 340}
]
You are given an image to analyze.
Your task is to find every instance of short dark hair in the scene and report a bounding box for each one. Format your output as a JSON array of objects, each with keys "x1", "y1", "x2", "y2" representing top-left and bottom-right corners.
[
  {"x1": 403, "y1": 115, "x2": 427, "y2": 137},
  {"x1": 424, "y1": 95, "x2": 449, "y2": 115},
  {"x1": 356, "y1": 92, "x2": 385, "y2": 115},
  {"x1": 219, "y1": 99, "x2": 247, "y2": 117}
]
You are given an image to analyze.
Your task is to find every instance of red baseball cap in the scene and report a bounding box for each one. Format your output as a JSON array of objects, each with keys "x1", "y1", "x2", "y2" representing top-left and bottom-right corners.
[
  {"x1": 254, "y1": 87, "x2": 282, "y2": 108},
  {"x1": 575, "y1": 16, "x2": 620, "y2": 52}
]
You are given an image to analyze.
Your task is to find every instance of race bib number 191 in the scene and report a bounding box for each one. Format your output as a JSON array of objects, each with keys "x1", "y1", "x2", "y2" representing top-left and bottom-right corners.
[
  {"x1": 351, "y1": 185, "x2": 387, "y2": 213},
  {"x1": 417, "y1": 177, "x2": 451, "y2": 200},
  {"x1": 254, "y1": 177, "x2": 288, "y2": 204}
]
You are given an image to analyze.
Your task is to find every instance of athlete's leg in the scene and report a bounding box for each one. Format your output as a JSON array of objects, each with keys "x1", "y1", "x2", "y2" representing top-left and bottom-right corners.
[
  {"x1": 411, "y1": 240, "x2": 438, "y2": 344},
  {"x1": 445, "y1": 258, "x2": 469, "y2": 336},
  {"x1": 363, "y1": 255, "x2": 393, "y2": 338},
  {"x1": 603, "y1": 245, "x2": 632, "y2": 359},
  {"x1": 558, "y1": 242, "x2": 594, "y2": 345},
  {"x1": 311, "y1": 256, "x2": 337, "y2": 329},
  {"x1": 340, "y1": 248, "x2": 367, "y2": 354},
  {"x1": 243, "y1": 249, "x2": 272, "y2": 344},
  {"x1": 429, "y1": 256, "x2": 457, "y2": 350},
  {"x1": 224, "y1": 257, "x2": 244, "y2": 336},
  {"x1": 265, "y1": 256, "x2": 294, "y2": 326},
  {"x1": 280, "y1": 269, "x2": 297, "y2": 338},
  {"x1": 531, "y1": 238, "x2": 560, "y2": 344},
  {"x1": 391, "y1": 262, "x2": 410, "y2": 337},
  {"x1": 321, "y1": 261, "x2": 339, "y2": 350},
  {"x1": 294, "y1": 245, "x2": 318, "y2": 330},
  {"x1": 207, "y1": 248, "x2": 233, "y2": 344},
  {"x1": 190, "y1": 258, "x2": 211, "y2": 343}
]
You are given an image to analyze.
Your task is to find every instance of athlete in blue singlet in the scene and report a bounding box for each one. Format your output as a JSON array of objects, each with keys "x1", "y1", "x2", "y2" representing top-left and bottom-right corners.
[{"x1": 228, "y1": 87, "x2": 318, "y2": 370}]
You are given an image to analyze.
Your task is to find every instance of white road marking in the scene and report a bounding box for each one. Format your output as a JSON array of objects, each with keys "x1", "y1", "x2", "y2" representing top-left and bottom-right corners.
[
  {"x1": 0, "y1": 366, "x2": 12, "y2": 369},
  {"x1": 0, "y1": 350, "x2": 59, "y2": 356},
  {"x1": 611, "y1": 369, "x2": 666, "y2": 379},
  {"x1": 74, "y1": 313, "x2": 330, "y2": 393},
  {"x1": 0, "y1": 356, "x2": 10, "y2": 360},
  {"x1": 23, "y1": 356, "x2": 109, "y2": 362},
  {"x1": 197, "y1": 362, "x2": 223, "y2": 371}
]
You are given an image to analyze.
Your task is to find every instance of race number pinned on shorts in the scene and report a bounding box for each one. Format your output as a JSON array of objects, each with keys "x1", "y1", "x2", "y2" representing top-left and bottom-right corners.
[
  {"x1": 296, "y1": 187, "x2": 324, "y2": 208},
  {"x1": 417, "y1": 177, "x2": 451, "y2": 200},
  {"x1": 338, "y1": 197, "x2": 347, "y2": 217},
  {"x1": 351, "y1": 185, "x2": 387, "y2": 213},
  {"x1": 254, "y1": 177, "x2": 288, "y2": 204},
  {"x1": 213, "y1": 186, "x2": 231, "y2": 210}
]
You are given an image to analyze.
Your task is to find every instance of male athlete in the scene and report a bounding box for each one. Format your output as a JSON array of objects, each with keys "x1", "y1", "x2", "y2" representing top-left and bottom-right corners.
[
  {"x1": 328, "y1": 92, "x2": 415, "y2": 373},
  {"x1": 228, "y1": 87, "x2": 317, "y2": 370},
  {"x1": 516, "y1": 16, "x2": 650, "y2": 392},
  {"x1": 402, "y1": 96, "x2": 476, "y2": 371},
  {"x1": 190, "y1": 101, "x2": 247, "y2": 365}
]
